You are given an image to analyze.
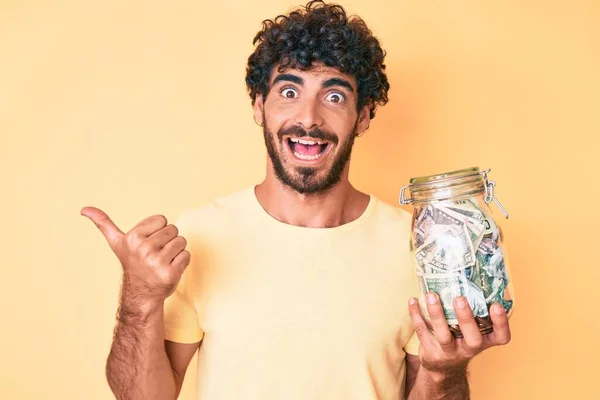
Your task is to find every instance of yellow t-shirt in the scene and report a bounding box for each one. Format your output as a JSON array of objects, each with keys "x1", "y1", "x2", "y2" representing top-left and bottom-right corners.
[{"x1": 164, "y1": 187, "x2": 421, "y2": 400}]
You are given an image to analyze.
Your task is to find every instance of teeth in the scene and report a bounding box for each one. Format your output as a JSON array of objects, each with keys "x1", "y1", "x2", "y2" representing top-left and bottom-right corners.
[
  {"x1": 294, "y1": 151, "x2": 323, "y2": 160},
  {"x1": 290, "y1": 138, "x2": 325, "y2": 145}
]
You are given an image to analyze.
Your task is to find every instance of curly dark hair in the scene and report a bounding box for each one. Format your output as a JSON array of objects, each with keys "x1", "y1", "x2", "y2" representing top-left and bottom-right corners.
[{"x1": 245, "y1": 0, "x2": 389, "y2": 120}]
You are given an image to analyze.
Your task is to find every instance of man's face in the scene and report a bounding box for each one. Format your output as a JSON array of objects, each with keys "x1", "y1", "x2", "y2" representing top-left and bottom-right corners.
[{"x1": 254, "y1": 65, "x2": 370, "y2": 195}]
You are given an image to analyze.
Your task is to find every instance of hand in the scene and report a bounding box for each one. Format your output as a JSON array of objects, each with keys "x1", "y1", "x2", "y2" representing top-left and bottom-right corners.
[
  {"x1": 408, "y1": 292, "x2": 511, "y2": 375},
  {"x1": 81, "y1": 207, "x2": 191, "y2": 306}
]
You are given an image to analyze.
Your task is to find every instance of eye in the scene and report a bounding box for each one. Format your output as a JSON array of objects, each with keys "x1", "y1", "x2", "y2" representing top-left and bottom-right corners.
[
  {"x1": 281, "y1": 87, "x2": 298, "y2": 99},
  {"x1": 326, "y1": 91, "x2": 345, "y2": 103}
]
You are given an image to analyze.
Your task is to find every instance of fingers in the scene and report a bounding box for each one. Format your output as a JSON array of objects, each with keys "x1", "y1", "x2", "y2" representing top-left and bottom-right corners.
[
  {"x1": 161, "y1": 236, "x2": 187, "y2": 263},
  {"x1": 81, "y1": 206, "x2": 124, "y2": 251},
  {"x1": 454, "y1": 296, "x2": 483, "y2": 351},
  {"x1": 133, "y1": 215, "x2": 169, "y2": 237},
  {"x1": 171, "y1": 249, "x2": 191, "y2": 272},
  {"x1": 408, "y1": 297, "x2": 436, "y2": 349},
  {"x1": 147, "y1": 224, "x2": 179, "y2": 249},
  {"x1": 128, "y1": 216, "x2": 170, "y2": 250},
  {"x1": 488, "y1": 303, "x2": 511, "y2": 346},
  {"x1": 424, "y1": 292, "x2": 454, "y2": 349}
]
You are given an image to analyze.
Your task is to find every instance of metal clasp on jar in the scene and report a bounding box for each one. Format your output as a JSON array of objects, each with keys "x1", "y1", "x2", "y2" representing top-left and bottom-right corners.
[
  {"x1": 481, "y1": 169, "x2": 510, "y2": 219},
  {"x1": 399, "y1": 185, "x2": 412, "y2": 205}
]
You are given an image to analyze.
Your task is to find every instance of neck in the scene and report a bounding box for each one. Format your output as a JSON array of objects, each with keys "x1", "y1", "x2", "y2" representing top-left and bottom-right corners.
[{"x1": 254, "y1": 172, "x2": 370, "y2": 229}]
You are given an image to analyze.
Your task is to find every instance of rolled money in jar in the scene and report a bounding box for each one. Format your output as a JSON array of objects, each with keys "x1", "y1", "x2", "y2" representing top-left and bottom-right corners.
[{"x1": 401, "y1": 167, "x2": 514, "y2": 337}]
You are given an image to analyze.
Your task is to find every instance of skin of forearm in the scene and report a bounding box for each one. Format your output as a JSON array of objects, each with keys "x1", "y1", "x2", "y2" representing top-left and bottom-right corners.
[
  {"x1": 105, "y1": 295, "x2": 176, "y2": 400},
  {"x1": 408, "y1": 366, "x2": 470, "y2": 400}
]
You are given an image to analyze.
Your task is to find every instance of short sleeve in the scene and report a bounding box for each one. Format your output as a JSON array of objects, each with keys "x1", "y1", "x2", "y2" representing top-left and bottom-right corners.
[
  {"x1": 163, "y1": 212, "x2": 205, "y2": 343},
  {"x1": 403, "y1": 330, "x2": 420, "y2": 355},
  {"x1": 164, "y1": 289, "x2": 204, "y2": 343}
]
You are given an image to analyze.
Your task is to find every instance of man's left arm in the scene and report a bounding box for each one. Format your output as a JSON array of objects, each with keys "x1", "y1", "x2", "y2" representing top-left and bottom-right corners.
[{"x1": 404, "y1": 293, "x2": 512, "y2": 399}]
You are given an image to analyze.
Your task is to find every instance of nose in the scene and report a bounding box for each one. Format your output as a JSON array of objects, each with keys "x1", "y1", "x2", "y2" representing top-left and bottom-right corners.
[{"x1": 295, "y1": 97, "x2": 324, "y2": 131}]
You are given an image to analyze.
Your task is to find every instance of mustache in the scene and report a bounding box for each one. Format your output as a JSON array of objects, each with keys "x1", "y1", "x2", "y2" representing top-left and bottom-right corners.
[{"x1": 277, "y1": 125, "x2": 339, "y2": 145}]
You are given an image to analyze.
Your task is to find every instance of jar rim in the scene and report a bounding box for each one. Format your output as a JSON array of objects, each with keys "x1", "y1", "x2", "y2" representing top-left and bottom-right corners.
[{"x1": 409, "y1": 167, "x2": 480, "y2": 186}]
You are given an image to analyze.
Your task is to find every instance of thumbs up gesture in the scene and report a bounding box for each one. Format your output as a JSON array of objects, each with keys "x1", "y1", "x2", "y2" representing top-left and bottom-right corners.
[{"x1": 81, "y1": 207, "x2": 191, "y2": 308}]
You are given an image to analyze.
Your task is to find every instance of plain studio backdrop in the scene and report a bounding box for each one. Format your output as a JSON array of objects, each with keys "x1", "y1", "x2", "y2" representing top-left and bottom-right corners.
[{"x1": 1, "y1": 0, "x2": 598, "y2": 399}]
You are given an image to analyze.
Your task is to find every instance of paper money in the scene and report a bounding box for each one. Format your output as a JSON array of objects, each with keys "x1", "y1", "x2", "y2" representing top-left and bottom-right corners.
[
  {"x1": 414, "y1": 206, "x2": 434, "y2": 248},
  {"x1": 464, "y1": 279, "x2": 489, "y2": 319},
  {"x1": 414, "y1": 204, "x2": 479, "y2": 249},
  {"x1": 418, "y1": 269, "x2": 490, "y2": 323},
  {"x1": 415, "y1": 211, "x2": 476, "y2": 272},
  {"x1": 479, "y1": 248, "x2": 513, "y2": 313},
  {"x1": 439, "y1": 206, "x2": 485, "y2": 250},
  {"x1": 479, "y1": 205, "x2": 499, "y2": 236},
  {"x1": 446, "y1": 200, "x2": 485, "y2": 223},
  {"x1": 420, "y1": 272, "x2": 465, "y2": 324},
  {"x1": 443, "y1": 201, "x2": 486, "y2": 248},
  {"x1": 478, "y1": 236, "x2": 496, "y2": 255},
  {"x1": 412, "y1": 198, "x2": 512, "y2": 328}
]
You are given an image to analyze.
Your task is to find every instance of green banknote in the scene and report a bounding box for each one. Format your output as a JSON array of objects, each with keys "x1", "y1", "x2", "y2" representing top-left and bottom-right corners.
[{"x1": 412, "y1": 198, "x2": 513, "y2": 324}]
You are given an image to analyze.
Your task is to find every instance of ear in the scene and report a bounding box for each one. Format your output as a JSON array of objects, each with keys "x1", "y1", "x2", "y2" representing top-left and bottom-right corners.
[
  {"x1": 355, "y1": 105, "x2": 371, "y2": 135},
  {"x1": 253, "y1": 94, "x2": 265, "y2": 126}
]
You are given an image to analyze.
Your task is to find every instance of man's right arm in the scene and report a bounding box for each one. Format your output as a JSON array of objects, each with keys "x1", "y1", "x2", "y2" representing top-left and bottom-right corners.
[
  {"x1": 106, "y1": 300, "x2": 174, "y2": 399},
  {"x1": 80, "y1": 207, "x2": 198, "y2": 400},
  {"x1": 105, "y1": 298, "x2": 200, "y2": 400}
]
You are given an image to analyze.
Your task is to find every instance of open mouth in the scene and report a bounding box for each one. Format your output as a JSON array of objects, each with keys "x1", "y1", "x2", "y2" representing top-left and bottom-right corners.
[{"x1": 286, "y1": 137, "x2": 330, "y2": 161}]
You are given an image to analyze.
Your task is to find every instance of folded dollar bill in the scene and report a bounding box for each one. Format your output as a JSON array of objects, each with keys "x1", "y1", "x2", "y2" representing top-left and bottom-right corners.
[{"x1": 412, "y1": 199, "x2": 512, "y2": 323}]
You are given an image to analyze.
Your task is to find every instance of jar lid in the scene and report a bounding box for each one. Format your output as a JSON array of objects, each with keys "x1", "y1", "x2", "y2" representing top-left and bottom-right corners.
[
  {"x1": 409, "y1": 167, "x2": 480, "y2": 186},
  {"x1": 400, "y1": 167, "x2": 510, "y2": 219}
]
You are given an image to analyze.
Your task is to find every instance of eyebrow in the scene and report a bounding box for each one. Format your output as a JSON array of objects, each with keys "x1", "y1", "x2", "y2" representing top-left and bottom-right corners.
[
  {"x1": 322, "y1": 78, "x2": 354, "y2": 93},
  {"x1": 272, "y1": 73, "x2": 303, "y2": 86},
  {"x1": 271, "y1": 74, "x2": 355, "y2": 93}
]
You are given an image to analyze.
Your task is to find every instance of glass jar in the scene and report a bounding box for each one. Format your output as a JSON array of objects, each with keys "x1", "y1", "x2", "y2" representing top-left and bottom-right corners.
[{"x1": 399, "y1": 167, "x2": 514, "y2": 338}]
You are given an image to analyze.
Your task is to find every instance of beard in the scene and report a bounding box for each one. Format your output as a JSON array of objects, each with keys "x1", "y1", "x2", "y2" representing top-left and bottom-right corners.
[{"x1": 262, "y1": 114, "x2": 358, "y2": 195}]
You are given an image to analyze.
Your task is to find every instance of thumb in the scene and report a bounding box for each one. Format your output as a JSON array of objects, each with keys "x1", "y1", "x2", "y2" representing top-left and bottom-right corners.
[{"x1": 81, "y1": 206, "x2": 125, "y2": 251}]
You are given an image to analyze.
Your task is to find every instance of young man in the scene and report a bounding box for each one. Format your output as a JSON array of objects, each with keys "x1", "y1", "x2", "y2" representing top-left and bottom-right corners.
[{"x1": 82, "y1": 1, "x2": 511, "y2": 399}]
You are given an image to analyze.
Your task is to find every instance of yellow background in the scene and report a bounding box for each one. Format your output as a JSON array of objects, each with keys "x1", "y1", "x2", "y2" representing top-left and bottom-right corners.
[{"x1": 1, "y1": 0, "x2": 598, "y2": 399}]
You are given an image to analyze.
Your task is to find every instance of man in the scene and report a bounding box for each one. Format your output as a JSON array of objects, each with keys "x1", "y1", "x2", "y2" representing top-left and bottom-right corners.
[{"x1": 82, "y1": 1, "x2": 511, "y2": 399}]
